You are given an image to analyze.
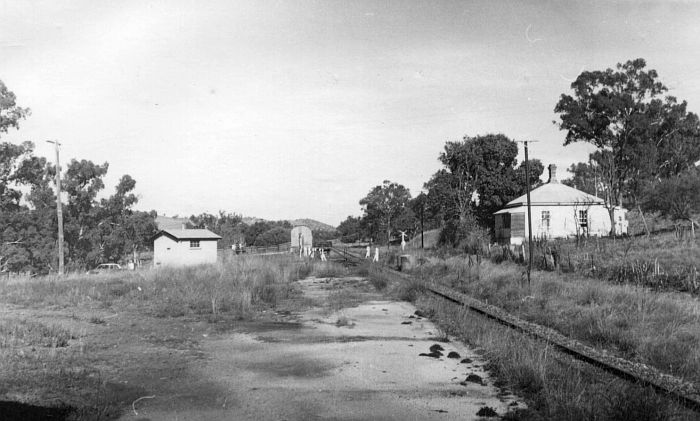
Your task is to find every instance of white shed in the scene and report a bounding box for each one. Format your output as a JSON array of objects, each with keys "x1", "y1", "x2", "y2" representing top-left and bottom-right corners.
[
  {"x1": 290, "y1": 225, "x2": 312, "y2": 252},
  {"x1": 494, "y1": 165, "x2": 627, "y2": 245},
  {"x1": 153, "y1": 228, "x2": 221, "y2": 267}
]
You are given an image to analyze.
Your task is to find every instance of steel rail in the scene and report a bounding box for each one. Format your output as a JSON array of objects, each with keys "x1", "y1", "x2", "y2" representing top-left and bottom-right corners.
[
  {"x1": 329, "y1": 246, "x2": 366, "y2": 265},
  {"x1": 361, "y1": 258, "x2": 700, "y2": 413}
]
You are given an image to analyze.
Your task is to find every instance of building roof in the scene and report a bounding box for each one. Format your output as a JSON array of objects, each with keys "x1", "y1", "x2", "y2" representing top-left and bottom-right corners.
[
  {"x1": 504, "y1": 182, "x2": 604, "y2": 207},
  {"x1": 155, "y1": 229, "x2": 222, "y2": 241},
  {"x1": 494, "y1": 164, "x2": 605, "y2": 214}
]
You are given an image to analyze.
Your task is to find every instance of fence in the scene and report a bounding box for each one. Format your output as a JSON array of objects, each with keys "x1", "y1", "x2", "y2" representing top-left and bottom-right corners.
[{"x1": 219, "y1": 242, "x2": 292, "y2": 257}]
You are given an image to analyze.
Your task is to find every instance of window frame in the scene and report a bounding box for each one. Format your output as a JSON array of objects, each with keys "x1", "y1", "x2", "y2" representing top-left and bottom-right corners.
[
  {"x1": 190, "y1": 240, "x2": 200, "y2": 249},
  {"x1": 578, "y1": 210, "x2": 588, "y2": 228},
  {"x1": 541, "y1": 210, "x2": 551, "y2": 231}
]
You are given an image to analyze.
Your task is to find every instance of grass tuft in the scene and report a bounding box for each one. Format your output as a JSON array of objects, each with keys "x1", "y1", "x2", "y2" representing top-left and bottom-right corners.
[
  {"x1": 312, "y1": 261, "x2": 348, "y2": 279},
  {"x1": 0, "y1": 319, "x2": 73, "y2": 348}
]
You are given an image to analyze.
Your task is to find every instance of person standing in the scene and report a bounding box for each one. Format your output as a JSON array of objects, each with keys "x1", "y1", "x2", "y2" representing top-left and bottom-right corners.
[{"x1": 373, "y1": 247, "x2": 379, "y2": 262}]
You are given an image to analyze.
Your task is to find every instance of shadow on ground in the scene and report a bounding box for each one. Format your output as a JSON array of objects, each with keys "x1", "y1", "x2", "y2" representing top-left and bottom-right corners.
[{"x1": 0, "y1": 400, "x2": 75, "y2": 421}]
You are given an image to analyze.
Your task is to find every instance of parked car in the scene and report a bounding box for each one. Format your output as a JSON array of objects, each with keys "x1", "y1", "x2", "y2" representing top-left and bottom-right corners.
[{"x1": 87, "y1": 263, "x2": 123, "y2": 274}]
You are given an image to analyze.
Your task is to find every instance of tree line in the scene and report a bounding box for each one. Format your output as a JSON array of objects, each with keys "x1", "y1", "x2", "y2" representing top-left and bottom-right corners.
[
  {"x1": 3, "y1": 57, "x2": 698, "y2": 271},
  {"x1": 2, "y1": 80, "x2": 344, "y2": 274},
  {"x1": 1, "y1": 80, "x2": 157, "y2": 274},
  {"x1": 187, "y1": 213, "x2": 337, "y2": 249},
  {"x1": 339, "y1": 58, "x2": 700, "y2": 245},
  {"x1": 337, "y1": 135, "x2": 544, "y2": 247}
]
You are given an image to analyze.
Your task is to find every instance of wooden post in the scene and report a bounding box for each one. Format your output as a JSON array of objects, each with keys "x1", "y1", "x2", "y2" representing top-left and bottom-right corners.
[
  {"x1": 47, "y1": 140, "x2": 64, "y2": 276},
  {"x1": 523, "y1": 141, "x2": 534, "y2": 289}
]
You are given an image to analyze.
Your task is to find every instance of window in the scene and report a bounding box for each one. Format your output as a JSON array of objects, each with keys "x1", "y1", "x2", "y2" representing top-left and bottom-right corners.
[
  {"x1": 578, "y1": 210, "x2": 588, "y2": 228},
  {"x1": 190, "y1": 240, "x2": 200, "y2": 248},
  {"x1": 541, "y1": 211, "x2": 550, "y2": 231}
]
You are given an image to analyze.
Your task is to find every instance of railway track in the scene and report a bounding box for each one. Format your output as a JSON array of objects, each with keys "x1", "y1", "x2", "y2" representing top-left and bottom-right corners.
[
  {"x1": 328, "y1": 246, "x2": 366, "y2": 266},
  {"x1": 326, "y1": 247, "x2": 700, "y2": 413},
  {"x1": 423, "y1": 283, "x2": 700, "y2": 413}
]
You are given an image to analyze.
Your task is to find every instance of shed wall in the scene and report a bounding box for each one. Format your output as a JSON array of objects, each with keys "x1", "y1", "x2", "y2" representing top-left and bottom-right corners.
[
  {"x1": 154, "y1": 236, "x2": 218, "y2": 267},
  {"x1": 290, "y1": 226, "x2": 313, "y2": 250}
]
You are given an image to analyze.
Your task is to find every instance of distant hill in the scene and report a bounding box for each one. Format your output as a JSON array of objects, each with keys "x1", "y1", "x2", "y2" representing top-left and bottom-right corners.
[{"x1": 241, "y1": 216, "x2": 336, "y2": 231}]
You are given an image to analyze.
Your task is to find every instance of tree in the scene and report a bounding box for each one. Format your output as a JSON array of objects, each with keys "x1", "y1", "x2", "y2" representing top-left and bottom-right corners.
[
  {"x1": 97, "y1": 175, "x2": 155, "y2": 264},
  {"x1": 337, "y1": 216, "x2": 362, "y2": 243},
  {"x1": 644, "y1": 168, "x2": 700, "y2": 237},
  {"x1": 0, "y1": 140, "x2": 60, "y2": 273},
  {"x1": 392, "y1": 207, "x2": 417, "y2": 240},
  {"x1": 244, "y1": 221, "x2": 272, "y2": 246},
  {"x1": 189, "y1": 211, "x2": 247, "y2": 248},
  {"x1": 254, "y1": 226, "x2": 289, "y2": 246},
  {"x1": 424, "y1": 168, "x2": 462, "y2": 225},
  {"x1": 0, "y1": 81, "x2": 158, "y2": 272},
  {"x1": 189, "y1": 212, "x2": 218, "y2": 231},
  {"x1": 121, "y1": 211, "x2": 158, "y2": 264},
  {"x1": 0, "y1": 141, "x2": 36, "y2": 211},
  {"x1": 359, "y1": 180, "x2": 412, "y2": 246},
  {"x1": 554, "y1": 58, "x2": 700, "y2": 234},
  {"x1": 426, "y1": 134, "x2": 543, "y2": 234},
  {"x1": 563, "y1": 161, "x2": 601, "y2": 197},
  {"x1": 0, "y1": 80, "x2": 30, "y2": 135},
  {"x1": 62, "y1": 159, "x2": 109, "y2": 267}
]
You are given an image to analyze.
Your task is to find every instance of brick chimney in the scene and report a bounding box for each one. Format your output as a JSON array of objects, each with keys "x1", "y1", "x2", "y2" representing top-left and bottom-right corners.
[
  {"x1": 181, "y1": 223, "x2": 187, "y2": 230},
  {"x1": 548, "y1": 164, "x2": 558, "y2": 184}
]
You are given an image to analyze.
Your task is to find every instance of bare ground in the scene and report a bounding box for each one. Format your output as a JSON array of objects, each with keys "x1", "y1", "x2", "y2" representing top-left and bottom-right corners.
[{"x1": 1, "y1": 274, "x2": 523, "y2": 420}]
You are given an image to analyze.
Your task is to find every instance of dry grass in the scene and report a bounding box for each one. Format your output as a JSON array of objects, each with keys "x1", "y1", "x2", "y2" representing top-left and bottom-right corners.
[
  {"x1": 0, "y1": 254, "x2": 315, "y2": 319},
  {"x1": 521, "y1": 233, "x2": 700, "y2": 293},
  {"x1": 423, "y1": 295, "x2": 695, "y2": 421},
  {"x1": 365, "y1": 249, "x2": 700, "y2": 419},
  {"x1": 407, "y1": 257, "x2": 700, "y2": 384},
  {"x1": 0, "y1": 254, "x2": 323, "y2": 418},
  {"x1": 312, "y1": 261, "x2": 349, "y2": 279},
  {"x1": 0, "y1": 319, "x2": 74, "y2": 348},
  {"x1": 326, "y1": 289, "x2": 364, "y2": 312}
]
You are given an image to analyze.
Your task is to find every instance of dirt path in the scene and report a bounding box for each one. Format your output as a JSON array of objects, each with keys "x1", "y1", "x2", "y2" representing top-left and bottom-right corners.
[{"x1": 119, "y1": 275, "x2": 523, "y2": 420}]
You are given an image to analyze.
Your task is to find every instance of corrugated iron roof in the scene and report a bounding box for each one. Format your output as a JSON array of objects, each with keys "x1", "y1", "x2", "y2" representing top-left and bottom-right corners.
[{"x1": 156, "y1": 229, "x2": 222, "y2": 240}]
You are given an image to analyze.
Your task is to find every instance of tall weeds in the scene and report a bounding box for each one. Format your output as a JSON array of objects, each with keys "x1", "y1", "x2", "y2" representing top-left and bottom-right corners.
[
  {"x1": 0, "y1": 254, "x2": 314, "y2": 319},
  {"x1": 425, "y1": 295, "x2": 694, "y2": 421},
  {"x1": 491, "y1": 233, "x2": 700, "y2": 294},
  {"x1": 405, "y1": 257, "x2": 700, "y2": 384}
]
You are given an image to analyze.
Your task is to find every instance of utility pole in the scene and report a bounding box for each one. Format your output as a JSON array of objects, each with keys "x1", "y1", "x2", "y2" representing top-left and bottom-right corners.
[
  {"x1": 517, "y1": 140, "x2": 538, "y2": 289},
  {"x1": 419, "y1": 192, "x2": 425, "y2": 249},
  {"x1": 47, "y1": 140, "x2": 64, "y2": 276}
]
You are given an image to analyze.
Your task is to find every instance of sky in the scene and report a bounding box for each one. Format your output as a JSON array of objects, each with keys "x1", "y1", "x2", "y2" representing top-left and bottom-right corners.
[{"x1": 2, "y1": 0, "x2": 700, "y2": 226}]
